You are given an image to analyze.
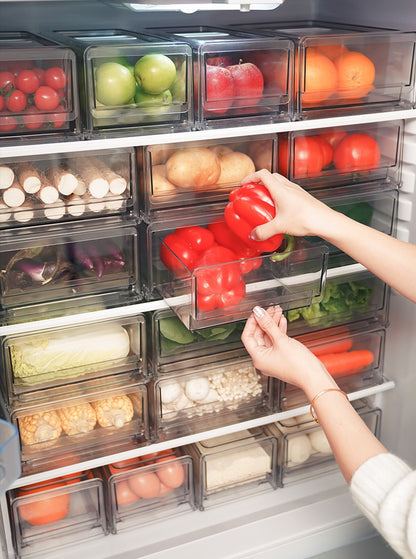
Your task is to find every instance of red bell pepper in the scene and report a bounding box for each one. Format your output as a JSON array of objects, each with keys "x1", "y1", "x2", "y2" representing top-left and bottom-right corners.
[
  {"x1": 224, "y1": 182, "x2": 284, "y2": 253},
  {"x1": 194, "y1": 245, "x2": 246, "y2": 312},
  {"x1": 160, "y1": 226, "x2": 215, "y2": 278},
  {"x1": 207, "y1": 219, "x2": 263, "y2": 275}
]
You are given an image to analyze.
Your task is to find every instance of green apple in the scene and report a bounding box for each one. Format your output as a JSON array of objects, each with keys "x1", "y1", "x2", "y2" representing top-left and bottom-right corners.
[
  {"x1": 134, "y1": 86, "x2": 173, "y2": 114},
  {"x1": 95, "y1": 56, "x2": 134, "y2": 74},
  {"x1": 95, "y1": 62, "x2": 136, "y2": 106},
  {"x1": 170, "y1": 61, "x2": 187, "y2": 103},
  {"x1": 134, "y1": 54, "x2": 176, "y2": 95}
]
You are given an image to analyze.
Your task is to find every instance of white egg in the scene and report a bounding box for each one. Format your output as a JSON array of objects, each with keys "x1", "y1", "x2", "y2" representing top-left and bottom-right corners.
[
  {"x1": 287, "y1": 434, "x2": 312, "y2": 466},
  {"x1": 185, "y1": 377, "x2": 210, "y2": 402}
]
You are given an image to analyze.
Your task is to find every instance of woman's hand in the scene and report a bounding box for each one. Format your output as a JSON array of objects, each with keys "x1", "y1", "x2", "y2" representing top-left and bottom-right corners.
[
  {"x1": 241, "y1": 169, "x2": 334, "y2": 240},
  {"x1": 241, "y1": 305, "x2": 336, "y2": 397}
]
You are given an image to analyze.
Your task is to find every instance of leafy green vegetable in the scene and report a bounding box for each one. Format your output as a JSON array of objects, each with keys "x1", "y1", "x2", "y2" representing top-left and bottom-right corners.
[
  {"x1": 159, "y1": 317, "x2": 197, "y2": 345},
  {"x1": 196, "y1": 323, "x2": 237, "y2": 340}
]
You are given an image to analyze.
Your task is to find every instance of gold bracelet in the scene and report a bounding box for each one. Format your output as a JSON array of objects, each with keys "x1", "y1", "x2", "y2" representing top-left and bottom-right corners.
[{"x1": 310, "y1": 388, "x2": 349, "y2": 424}]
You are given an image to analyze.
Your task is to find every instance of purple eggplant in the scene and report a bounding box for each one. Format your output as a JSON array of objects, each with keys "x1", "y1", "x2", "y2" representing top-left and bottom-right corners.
[{"x1": 13, "y1": 258, "x2": 57, "y2": 284}]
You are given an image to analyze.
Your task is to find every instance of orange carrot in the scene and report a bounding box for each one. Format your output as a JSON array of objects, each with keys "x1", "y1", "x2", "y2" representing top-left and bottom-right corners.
[
  {"x1": 318, "y1": 349, "x2": 374, "y2": 378},
  {"x1": 310, "y1": 338, "x2": 354, "y2": 356}
]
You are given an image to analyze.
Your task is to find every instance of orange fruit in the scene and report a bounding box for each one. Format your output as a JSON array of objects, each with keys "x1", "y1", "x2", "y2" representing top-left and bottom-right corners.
[
  {"x1": 17, "y1": 481, "x2": 70, "y2": 525},
  {"x1": 312, "y1": 44, "x2": 349, "y2": 61},
  {"x1": 335, "y1": 51, "x2": 375, "y2": 99},
  {"x1": 298, "y1": 50, "x2": 338, "y2": 105}
]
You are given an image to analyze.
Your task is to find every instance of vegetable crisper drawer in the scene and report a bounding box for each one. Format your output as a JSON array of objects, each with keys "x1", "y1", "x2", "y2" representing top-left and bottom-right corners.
[
  {"x1": 184, "y1": 427, "x2": 277, "y2": 510},
  {"x1": 286, "y1": 269, "x2": 390, "y2": 336},
  {"x1": 139, "y1": 135, "x2": 277, "y2": 215},
  {"x1": 232, "y1": 21, "x2": 416, "y2": 118},
  {"x1": 10, "y1": 375, "x2": 149, "y2": 473},
  {"x1": 0, "y1": 420, "x2": 21, "y2": 494},
  {"x1": 8, "y1": 472, "x2": 107, "y2": 558},
  {"x1": 2, "y1": 314, "x2": 146, "y2": 403},
  {"x1": 0, "y1": 31, "x2": 80, "y2": 141},
  {"x1": 0, "y1": 148, "x2": 137, "y2": 228},
  {"x1": 0, "y1": 216, "x2": 140, "y2": 317},
  {"x1": 42, "y1": 29, "x2": 193, "y2": 137},
  {"x1": 152, "y1": 356, "x2": 274, "y2": 439},
  {"x1": 278, "y1": 120, "x2": 403, "y2": 190},
  {"x1": 147, "y1": 25, "x2": 294, "y2": 129},
  {"x1": 150, "y1": 308, "x2": 245, "y2": 375},
  {"x1": 101, "y1": 450, "x2": 194, "y2": 534},
  {"x1": 144, "y1": 204, "x2": 328, "y2": 330},
  {"x1": 278, "y1": 325, "x2": 386, "y2": 412},
  {"x1": 267, "y1": 402, "x2": 381, "y2": 486}
]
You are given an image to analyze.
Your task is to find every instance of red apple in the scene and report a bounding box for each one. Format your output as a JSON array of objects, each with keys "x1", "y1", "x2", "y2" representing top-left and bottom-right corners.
[
  {"x1": 227, "y1": 62, "x2": 264, "y2": 107},
  {"x1": 205, "y1": 64, "x2": 235, "y2": 114},
  {"x1": 206, "y1": 55, "x2": 235, "y2": 67},
  {"x1": 248, "y1": 51, "x2": 288, "y2": 94}
]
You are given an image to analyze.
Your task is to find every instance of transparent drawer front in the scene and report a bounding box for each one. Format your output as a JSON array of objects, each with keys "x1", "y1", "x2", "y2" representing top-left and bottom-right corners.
[
  {"x1": 139, "y1": 135, "x2": 277, "y2": 214},
  {"x1": 0, "y1": 217, "x2": 139, "y2": 315},
  {"x1": 233, "y1": 22, "x2": 416, "y2": 117},
  {"x1": 267, "y1": 404, "x2": 381, "y2": 486},
  {"x1": 146, "y1": 207, "x2": 328, "y2": 330},
  {"x1": 278, "y1": 120, "x2": 403, "y2": 189},
  {"x1": 9, "y1": 472, "x2": 107, "y2": 558},
  {"x1": 151, "y1": 308, "x2": 245, "y2": 374},
  {"x1": 10, "y1": 376, "x2": 148, "y2": 472},
  {"x1": 0, "y1": 149, "x2": 136, "y2": 227},
  {"x1": 102, "y1": 450, "x2": 194, "y2": 533},
  {"x1": 278, "y1": 326, "x2": 386, "y2": 411},
  {"x1": 44, "y1": 29, "x2": 193, "y2": 137},
  {"x1": 147, "y1": 26, "x2": 294, "y2": 128},
  {"x1": 184, "y1": 427, "x2": 277, "y2": 510},
  {"x1": 2, "y1": 314, "x2": 145, "y2": 403},
  {"x1": 153, "y1": 357, "x2": 273, "y2": 439},
  {"x1": 0, "y1": 420, "x2": 21, "y2": 494},
  {"x1": 286, "y1": 269, "x2": 389, "y2": 336},
  {"x1": 0, "y1": 31, "x2": 80, "y2": 140}
]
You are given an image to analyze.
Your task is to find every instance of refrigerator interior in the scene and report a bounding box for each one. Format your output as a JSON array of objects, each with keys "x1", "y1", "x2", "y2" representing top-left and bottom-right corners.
[{"x1": 0, "y1": 0, "x2": 416, "y2": 557}]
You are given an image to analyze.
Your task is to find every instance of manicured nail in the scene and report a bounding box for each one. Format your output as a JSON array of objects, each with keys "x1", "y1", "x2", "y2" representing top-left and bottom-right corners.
[
  {"x1": 249, "y1": 229, "x2": 258, "y2": 241},
  {"x1": 253, "y1": 306, "x2": 265, "y2": 318}
]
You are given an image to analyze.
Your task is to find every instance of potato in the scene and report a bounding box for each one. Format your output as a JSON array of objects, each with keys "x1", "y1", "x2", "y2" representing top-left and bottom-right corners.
[
  {"x1": 248, "y1": 140, "x2": 273, "y2": 171},
  {"x1": 209, "y1": 145, "x2": 234, "y2": 157},
  {"x1": 216, "y1": 151, "x2": 255, "y2": 186},
  {"x1": 150, "y1": 145, "x2": 176, "y2": 166},
  {"x1": 166, "y1": 147, "x2": 221, "y2": 190},
  {"x1": 152, "y1": 165, "x2": 177, "y2": 199}
]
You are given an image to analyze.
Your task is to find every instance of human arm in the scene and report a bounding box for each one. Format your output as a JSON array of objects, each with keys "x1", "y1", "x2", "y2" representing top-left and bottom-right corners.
[
  {"x1": 242, "y1": 169, "x2": 416, "y2": 303},
  {"x1": 241, "y1": 305, "x2": 388, "y2": 483}
]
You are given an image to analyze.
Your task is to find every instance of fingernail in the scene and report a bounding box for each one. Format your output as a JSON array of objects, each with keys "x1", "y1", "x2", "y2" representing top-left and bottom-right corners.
[
  {"x1": 253, "y1": 306, "x2": 265, "y2": 318},
  {"x1": 249, "y1": 229, "x2": 258, "y2": 241}
]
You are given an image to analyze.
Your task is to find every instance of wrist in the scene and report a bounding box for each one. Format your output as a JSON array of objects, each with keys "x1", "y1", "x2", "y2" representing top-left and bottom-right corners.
[{"x1": 301, "y1": 362, "x2": 339, "y2": 403}]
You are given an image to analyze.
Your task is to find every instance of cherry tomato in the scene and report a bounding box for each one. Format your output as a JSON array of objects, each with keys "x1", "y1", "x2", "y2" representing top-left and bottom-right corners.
[
  {"x1": 23, "y1": 106, "x2": 47, "y2": 130},
  {"x1": 127, "y1": 470, "x2": 161, "y2": 499},
  {"x1": 6, "y1": 90, "x2": 27, "y2": 113},
  {"x1": 32, "y1": 67, "x2": 45, "y2": 86},
  {"x1": 0, "y1": 71, "x2": 15, "y2": 94},
  {"x1": 34, "y1": 85, "x2": 60, "y2": 111},
  {"x1": 15, "y1": 69, "x2": 40, "y2": 94},
  {"x1": 48, "y1": 106, "x2": 67, "y2": 129},
  {"x1": 0, "y1": 114, "x2": 18, "y2": 132},
  {"x1": 333, "y1": 133, "x2": 381, "y2": 172},
  {"x1": 44, "y1": 67, "x2": 67, "y2": 90}
]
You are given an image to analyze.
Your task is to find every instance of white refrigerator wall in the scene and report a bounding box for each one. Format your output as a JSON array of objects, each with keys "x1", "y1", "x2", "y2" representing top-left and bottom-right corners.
[{"x1": 1, "y1": 1, "x2": 416, "y2": 557}]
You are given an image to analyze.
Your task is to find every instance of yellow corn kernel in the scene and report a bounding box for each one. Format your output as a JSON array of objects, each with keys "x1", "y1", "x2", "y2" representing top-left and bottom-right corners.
[
  {"x1": 92, "y1": 395, "x2": 134, "y2": 428},
  {"x1": 57, "y1": 402, "x2": 97, "y2": 435},
  {"x1": 19, "y1": 410, "x2": 62, "y2": 446}
]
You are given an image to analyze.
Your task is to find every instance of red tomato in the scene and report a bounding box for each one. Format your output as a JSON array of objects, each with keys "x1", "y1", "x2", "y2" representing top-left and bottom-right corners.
[
  {"x1": 313, "y1": 135, "x2": 333, "y2": 167},
  {"x1": 115, "y1": 480, "x2": 140, "y2": 507},
  {"x1": 44, "y1": 67, "x2": 67, "y2": 90},
  {"x1": 32, "y1": 67, "x2": 45, "y2": 86},
  {"x1": 0, "y1": 114, "x2": 18, "y2": 132},
  {"x1": 15, "y1": 69, "x2": 40, "y2": 94},
  {"x1": 6, "y1": 89, "x2": 27, "y2": 113},
  {"x1": 333, "y1": 133, "x2": 381, "y2": 172},
  {"x1": 292, "y1": 136, "x2": 325, "y2": 178},
  {"x1": 0, "y1": 71, "x2": 15, "y2": 94},
  {"x1": 34, "y1": 85, "x2": 60, "y2": 111},
  {"x1": 127, "y1": 470, "x2": 161, "y2": 499},
  {"x1": 48, "y1": 106, "x2": 67, "y2": 129},
  {"x1": 318, "y1": 131, "x2": 347, "y2": 150},
  {"x1": 155, "y1": 458, "x2": 185, "y2": 489},
  {"x1": 0, "y1": 96, "x2": 4, "y2": 111},
  {"x1": 23, "y1": 106, "x2": 47, "y2": 130}
]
